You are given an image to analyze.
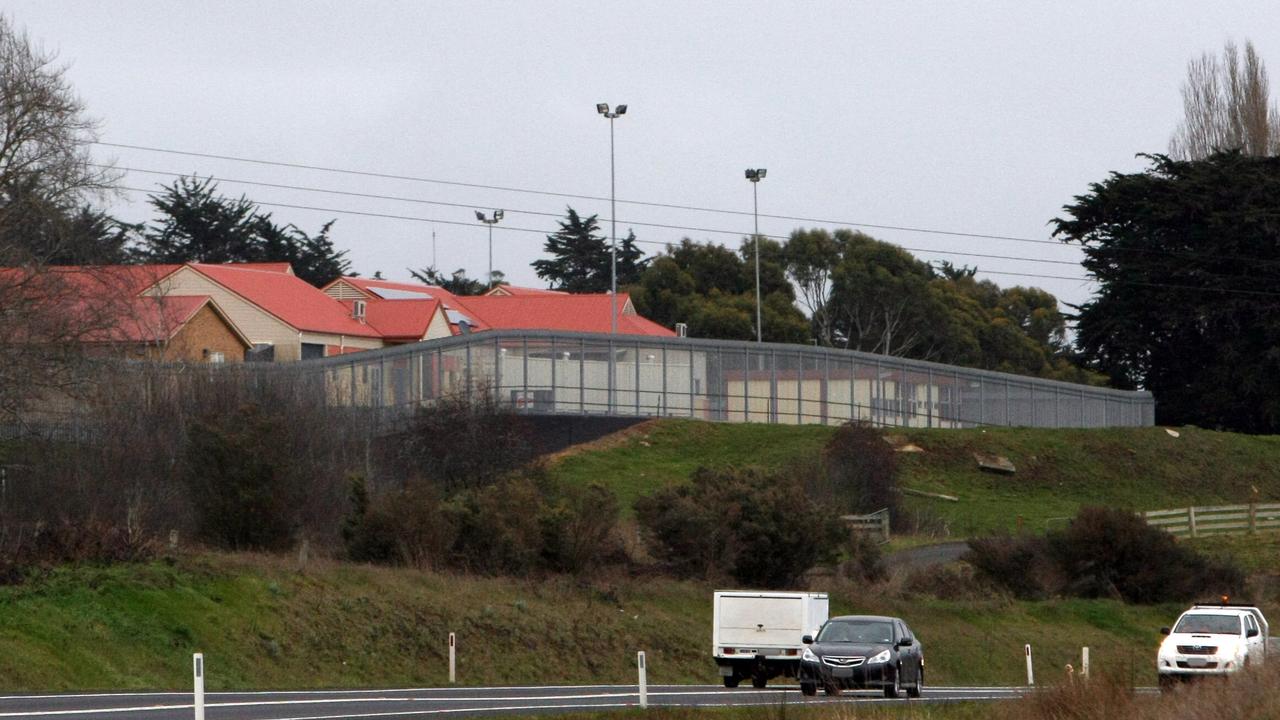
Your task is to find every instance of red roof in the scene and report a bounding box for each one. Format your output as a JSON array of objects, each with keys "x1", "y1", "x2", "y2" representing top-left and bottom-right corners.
[
  {"x1": 484, "y1": 284, "x2": 567, "y2": 297},
  {"x1": 455, "y1": 294, "x2": 675, "y2": 337},
  {"x1": 359, "y1": 298, "x2": 443, "y2": 341},
  {"x1": 81, "y1": 295, "x2": 244, "y2": 344},
  {"x1": 190, "y1": 264, "x2": 381, "y2": 338}
]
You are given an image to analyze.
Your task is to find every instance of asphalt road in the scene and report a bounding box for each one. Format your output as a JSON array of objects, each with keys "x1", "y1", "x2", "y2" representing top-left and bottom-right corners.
[{"x1": 0, "y1": 683, "x2": 1030, "y2": 719}]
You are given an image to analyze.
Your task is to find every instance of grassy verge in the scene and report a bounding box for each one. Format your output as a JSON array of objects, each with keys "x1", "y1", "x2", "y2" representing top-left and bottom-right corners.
[
  {"x1": 548, "y1": 420, "x2": 1280, "y2": 534},
  {"x1": 0, "y1": 552, "x2": 1176, "y2": 692}
]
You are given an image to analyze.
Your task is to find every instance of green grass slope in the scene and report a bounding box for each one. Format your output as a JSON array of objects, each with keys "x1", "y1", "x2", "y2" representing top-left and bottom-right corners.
[
  {"x1": 550, "y1": 420, "x2": 1280, "y2": 534},
  {"x1": 0, "y1": 554, "x2": 1174, "y2": 692}
]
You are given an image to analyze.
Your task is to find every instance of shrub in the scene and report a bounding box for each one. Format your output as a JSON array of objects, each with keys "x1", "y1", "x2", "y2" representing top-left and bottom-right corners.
[
  {"x1": 183, "y1": 403, "x2": 304, "y2": 551},
  {"x1": 839, "y1": 532, "x2": 886, "y2": 583},
  {"x1": 636, "y1": 466, "x2": 845, "y2": 588},
  {"x1": 396, "y1": 391, "x2": 534, "y2": 493},
  {"x1": 447, "y1": 477, "x2": 545, "y2": 575},
  {"x1": 343, "y1": 475, "x2": 456, "y2": 569},
  {"x1": 964, "y1": 534, "x2": 1051, "y2": 600},
  {"x1": 821, "y1": 422, "x2": 899, "y2": 519},
  {"x1": 965, "y1": 506, "x2": 1245, "y2": 603},
  {"x1": 538, "y1": 476, "x2": 622, "y2": 574},
  {"x1": 1048, "y1": 506, "x2": 1244, "y2": 603}
]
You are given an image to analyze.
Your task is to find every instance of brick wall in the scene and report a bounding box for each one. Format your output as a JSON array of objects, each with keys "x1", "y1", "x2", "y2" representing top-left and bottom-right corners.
[{"x1": 160, "y1": 304, "x2": 249, "y2": 362}]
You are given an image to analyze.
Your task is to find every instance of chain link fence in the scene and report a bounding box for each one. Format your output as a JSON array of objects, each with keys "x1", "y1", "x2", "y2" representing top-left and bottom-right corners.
[{"x1": 280, "y1": 330, "x2": 1153, "y2": 429}]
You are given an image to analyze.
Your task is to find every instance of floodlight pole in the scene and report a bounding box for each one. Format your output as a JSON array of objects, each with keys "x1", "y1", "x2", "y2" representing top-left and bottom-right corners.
[
  {"x1": 476, "y1": 210, "x2": 503, "y2": 289},
  {"x1": 746, "y1": 169, "x2": 767, "y2": 343},
  {"x1": 598, "y1": 103, "x2": 627, "y2": 335}
]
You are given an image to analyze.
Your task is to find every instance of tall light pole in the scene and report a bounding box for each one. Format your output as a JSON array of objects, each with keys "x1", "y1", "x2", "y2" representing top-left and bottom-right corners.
[
  {"x1": 745, "y1": 168, "x2": 767, "y2": 343},
  {"x1": 596, "y1": 102, "x2": 627, "y2": 334},
  {"x1": 474, "y1": 209, "x2": 504, "y2": 288}
]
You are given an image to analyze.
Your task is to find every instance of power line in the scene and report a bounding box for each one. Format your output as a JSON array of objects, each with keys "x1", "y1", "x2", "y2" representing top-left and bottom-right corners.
[
  {"x1": 109, "y1": 166, "x2": 1082, "y2": 267},
  {"x1": 117, "y1": 185, "x2": 1280, "y2": 300},
  {"x1": 96, "y1": 140, "x2": 1065, "y2": 246},
  {"x1": 96, "y1": 146, "x2": 1280, "y2": 270}
]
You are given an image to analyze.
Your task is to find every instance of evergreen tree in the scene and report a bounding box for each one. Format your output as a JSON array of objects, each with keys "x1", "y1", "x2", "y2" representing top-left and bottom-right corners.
[
  {"x1": 533, "y1": 207, "x2": 611, "y2": 292},
  {"x1": 409, "y1": 266, "x2": 489, "y2": 296},
  {"x1": 133, "y1": 177, "x2": 350, "y2": 286}
]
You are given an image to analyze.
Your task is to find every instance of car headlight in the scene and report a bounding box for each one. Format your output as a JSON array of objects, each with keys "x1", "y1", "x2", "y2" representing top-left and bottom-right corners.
[
  {"x1": 801, "y1": 647, "x2": 818, "y2": 662},
  {"x1": 867, "y1": 650, "x2": 891, "y2": 664}
]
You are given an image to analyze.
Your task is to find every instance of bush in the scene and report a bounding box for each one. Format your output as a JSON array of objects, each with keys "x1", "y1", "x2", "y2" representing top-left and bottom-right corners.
[
  {"x1": 538, "y1": 476, "x2": 622, "y2": 574},
  {"x1": 820, "y1": 422, "x2": 900, "y2": 519},
  {"x1": 184, "y1": 403, "x2": 303, "y2": 551},
  {"x1": 1048, "y1": 506, "x2": 1244, "y2": 603},
  {"x1": 396, "y1": 391, "x2": 535, "y2": 493},
  {"x1": 343, "y1": 475, "x2": 456, "y2": 569},
  {"x1": 965, "y1": 506, "x2": 1244, "y2": 603},
  {"x1": 636, "y1": 466, "x2": 845, "y2": 588},
  {"x1": 839, "y1": 532, "x2": 886, "y2": 583}
]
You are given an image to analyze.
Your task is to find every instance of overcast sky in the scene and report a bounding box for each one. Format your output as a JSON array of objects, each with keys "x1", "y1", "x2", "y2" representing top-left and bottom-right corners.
[{"x1": 11, "y1": 1, "x2": 1280, "y2": 310}]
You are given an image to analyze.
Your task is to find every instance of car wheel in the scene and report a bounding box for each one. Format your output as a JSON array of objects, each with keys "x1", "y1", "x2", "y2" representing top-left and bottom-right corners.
[
  {"x1": 907, "y1": 664, "x2": 923, "y2": 698},
  {"x1": 883, "y1": 667, "x2": 901, "y2": 698},
  {"x1": 823, "y1": 683, "x2": 841, "y2": 696},
  {"x1": 723, "y1": 676, "x2": 740, "y2": 689},
  {"x1": 800, "y1": 682, "x2": 817, "y2": 697},
  {"x1": 751, "y1": 674, "x2": 768, "y2": 689}
]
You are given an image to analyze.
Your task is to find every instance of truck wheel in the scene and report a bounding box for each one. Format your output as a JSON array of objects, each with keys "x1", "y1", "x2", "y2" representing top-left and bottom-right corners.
[
  {"x1": 723, "y1": 676, "x2": 740, "y2": 688},
  {"x1": 800, "y1": 682, "x2": 817, "y2": 697},
  {"x1": 751, "y1": 674, "x2": 768, "y2": 689}
]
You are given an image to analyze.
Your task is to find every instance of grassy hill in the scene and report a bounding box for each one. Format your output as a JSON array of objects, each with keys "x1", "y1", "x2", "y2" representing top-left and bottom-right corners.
[
  {"x1": 0, "y1": 553, "x2": 1175, "y2": 692},
  {"x1": 549, "y1": 420, "x2": 1280, "y2": 535}
]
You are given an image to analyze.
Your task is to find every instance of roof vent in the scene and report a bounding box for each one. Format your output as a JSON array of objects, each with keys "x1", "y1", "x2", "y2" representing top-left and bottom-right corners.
[
  {"x1": 675, "y1": 322, "x2": 688, "y2": 338},
  {"x1": 352, "y1": 300, "x2": 366, "y2": 321}
]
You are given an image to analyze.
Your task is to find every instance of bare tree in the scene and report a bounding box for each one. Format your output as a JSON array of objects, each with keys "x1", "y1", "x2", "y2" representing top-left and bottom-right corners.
[
  {"x1": 0, "y1": 15, "x2": 122, "y2": 429},
  {"x1": 1170, "y1": 40, "x2": 1280, "y2": 159}
]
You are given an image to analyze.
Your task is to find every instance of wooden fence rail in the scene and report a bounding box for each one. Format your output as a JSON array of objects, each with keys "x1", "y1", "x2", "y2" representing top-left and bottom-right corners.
[
  {"x1": 1144, "y1": 503, "x2": 1280, "y2": 538},
  {"x1": 842, "y1": 508, "x2": 891, "y2": 543}
]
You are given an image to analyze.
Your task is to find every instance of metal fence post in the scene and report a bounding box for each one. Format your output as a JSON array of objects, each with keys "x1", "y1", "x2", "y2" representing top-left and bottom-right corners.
[{"x1": 1189, "y1": 506, "x2": 1198, "y2": 538}]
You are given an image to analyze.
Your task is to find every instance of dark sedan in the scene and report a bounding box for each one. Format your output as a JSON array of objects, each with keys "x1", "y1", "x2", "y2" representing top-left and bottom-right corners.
[{"x1": 798, "y1": 614, "x2": 924, "y2": 698}]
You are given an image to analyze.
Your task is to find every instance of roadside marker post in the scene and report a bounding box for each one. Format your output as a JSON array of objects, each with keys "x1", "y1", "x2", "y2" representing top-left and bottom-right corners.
[
  {"x1": 1081, "y1": 647, "x2": 1089, "y2": 680},
  {"x1": 193, "y1": 653, "x2": 205, "y2": 720},
  {"x1": 637, "y1": 651, "x2": 648, "y2": 709},
  {"x1": 449, "y1": 633, "x2": 456, "y2": 684},
  {"x1": 1025, "y1": 644, "x2": 1034, "y2": 686}
]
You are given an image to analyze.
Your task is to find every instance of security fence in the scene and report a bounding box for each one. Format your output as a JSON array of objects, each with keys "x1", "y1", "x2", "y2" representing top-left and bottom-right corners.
[{"x1": 276, "y1": 330, "x2": 1153, "y2": 429}]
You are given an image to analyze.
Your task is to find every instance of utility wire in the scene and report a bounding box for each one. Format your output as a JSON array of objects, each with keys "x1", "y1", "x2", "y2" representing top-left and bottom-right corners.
[
  {"x1": 117, "y1": 185, "x2": 1280, "y2": 300},
  {"x1": 110, "y1": 167, "x2": 1081, "y2": 267},
  {"x1": 96, "y1": 140, "x2": 1066, "y2": 246},
  {"x1": 98, "y1": 150, "x2": 1280, "y2": 270}
]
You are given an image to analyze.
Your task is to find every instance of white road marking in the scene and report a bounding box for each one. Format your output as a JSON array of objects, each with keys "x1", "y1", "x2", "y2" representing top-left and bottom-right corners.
[{"x1": 0, "y1": 686, "x2": 1031, "y2": 717}]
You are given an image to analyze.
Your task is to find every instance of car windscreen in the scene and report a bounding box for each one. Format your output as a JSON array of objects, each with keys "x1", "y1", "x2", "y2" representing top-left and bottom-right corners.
[
  {"x1": 1174, "y1": 614, "x2": 1241, "y2": 635},
  {"x1": 817, "y1": 620, "x2": 894, "y2": 644}
]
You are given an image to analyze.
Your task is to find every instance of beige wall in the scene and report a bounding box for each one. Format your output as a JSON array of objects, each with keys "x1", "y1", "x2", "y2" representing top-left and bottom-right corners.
[
  {"x1": 145, "y1": 268, "x2": 303, "y2": 360},
  {"x1": 424, "y1": 307, "x2": 452, "y2": 340}
]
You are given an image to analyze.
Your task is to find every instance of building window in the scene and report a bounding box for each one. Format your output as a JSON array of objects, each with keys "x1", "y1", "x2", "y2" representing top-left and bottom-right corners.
[
  {"x1": 301, "y1": 343, "x2": 325, "y2": 360},
  {"x1": 247, "y1": 343, "x2": 275, "y2": 362},
  {"x1": 205, "y1": 351, "x2": 225, "y2": 364}
]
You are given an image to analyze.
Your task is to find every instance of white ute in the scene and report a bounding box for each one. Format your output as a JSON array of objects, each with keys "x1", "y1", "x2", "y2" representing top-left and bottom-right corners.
[
  {"x1": 1158, "y1": 603, "x2": 1268, "y2": 688},
  {"x1": 712, "y1": 590, "x2": 829, "y2": 688}
]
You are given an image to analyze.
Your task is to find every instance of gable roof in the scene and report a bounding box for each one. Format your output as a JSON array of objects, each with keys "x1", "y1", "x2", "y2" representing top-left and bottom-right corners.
[
  {"x1": 187, "y1": 263, "x2": 381, "y2": 338},
  {"x1": 358, "y1": 298, "x2": 444, "y2": 341},
  {"x1": 84, "y1": 295, "x2": 251, "y2": 346},
  {"x1": 454, "y1": 293, "x2": 675, "y2": 336}
]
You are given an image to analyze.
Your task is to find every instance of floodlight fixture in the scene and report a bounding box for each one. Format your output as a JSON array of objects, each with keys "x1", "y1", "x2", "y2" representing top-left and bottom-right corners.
[
  {"x1": 616, "y1": 104, "x2": 627, "y2": 115},
  {"x1": 494, "y1": 209, "x2": 504, "y2": 220},
  {"x1": 474, "y1": 210, "x2": 485, "y2": 221},
  {"x1": 597, "y1": 103, "x2": 609, "y2": 114}
]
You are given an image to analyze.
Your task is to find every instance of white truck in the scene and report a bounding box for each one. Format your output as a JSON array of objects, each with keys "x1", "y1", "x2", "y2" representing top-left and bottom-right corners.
[
  {"x1": 712, "y1": 590, "x2": 829, "y2": 688},
  {"x1": 1157, "y1": 602, "x2": 1269, "y2": 688}
]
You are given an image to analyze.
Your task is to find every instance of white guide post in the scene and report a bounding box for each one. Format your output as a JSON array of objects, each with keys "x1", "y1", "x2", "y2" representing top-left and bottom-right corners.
[
  {"x1": 449, "y1": 632, "x2": 456, "y2": 684},
  {"x1": 1081, "y1": 647, "x2": 1090, "y2": 680},
  {"x1": 637, "y1": 651, "x2": 648, "y2": 709},
  {"x1": 192, "y1": 653, "x2": 205, "y2": 720},
  {"x1": 1025, "y1": 644, "x2": 1035, "y2": 686}
]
